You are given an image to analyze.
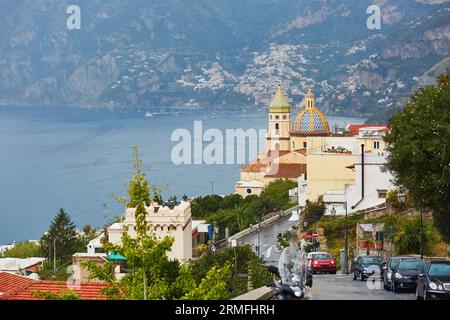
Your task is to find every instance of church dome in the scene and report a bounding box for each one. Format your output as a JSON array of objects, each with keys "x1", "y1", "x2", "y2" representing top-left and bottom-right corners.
[{"x1": 290, "y1": 89, "x2": 330, "y2": 136}]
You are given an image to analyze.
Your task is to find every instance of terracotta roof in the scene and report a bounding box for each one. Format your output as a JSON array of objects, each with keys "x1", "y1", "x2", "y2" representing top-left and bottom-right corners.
[
  {"x1": 241, "y1": 160, "x2": 267, "y2": 173},
  {"x1": 346, "y1": 124, "x2": 389, "y2": 136},
  {"x1": 0, "y1": 272, "x2": 109, "y2": 300},
  {"x1": 292, "y1": 148, "x2": 307, "y2": 156},
  {"x1": 0, "y1": 272, "x2": 35, "y2": 297},
  {"x1": 346, "y1": 163, "x2": 355, "y2": 169},
  {"x1": 267, "y1": 150, "x2": 291, "y2": 158},
  {"x1": 265, "y1": 163, "x2": 307, "y2": 178}
]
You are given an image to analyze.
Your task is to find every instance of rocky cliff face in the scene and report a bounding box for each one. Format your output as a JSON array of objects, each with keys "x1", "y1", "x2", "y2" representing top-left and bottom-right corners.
[{"x1": 0, "y1": 0, "x2": 449, "y2": 121}]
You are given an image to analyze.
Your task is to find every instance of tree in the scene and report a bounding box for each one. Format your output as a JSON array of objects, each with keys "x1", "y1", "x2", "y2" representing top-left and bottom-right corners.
[
  {"x1": 114, "y1": 145, "x2": 175, "y2": 300},
  {"x1": 182, "y1": 264, "x2": 233, "y2": 300},
  {"x1": 40, "y1": 208, "x2": 80, "y2": 264},
  {"x1": 304, "y1": 197, "x2": 326, "y2": 224},
  {"x1": 31, "y1": 289, "x2": 80, "y2": 300},
  {"x1": 385, "y1": 74, "x2": 450, "y2": 242},
  {"x1": 82, "y1": 225, "x2": 98, "y2": 241},
  {"x1": 85, "y1": 146, "x2": 231, "y2": 300},
  {"x1": 232, "y1": 204, "x2": 252, "y2": 232},
  {"x1": 1, "y1": 241, "x2": 42, "y2": 258}
]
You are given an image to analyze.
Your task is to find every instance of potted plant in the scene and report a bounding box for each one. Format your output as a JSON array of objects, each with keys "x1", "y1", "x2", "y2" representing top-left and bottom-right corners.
[{"x1": 359, "y1": 238, "x2": 368, "y2": 248}]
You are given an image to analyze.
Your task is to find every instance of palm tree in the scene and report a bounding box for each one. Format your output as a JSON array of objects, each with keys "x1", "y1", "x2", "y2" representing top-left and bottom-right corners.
[{"x1": 233, "y1": 204, "x2": 251, "y2": 232}]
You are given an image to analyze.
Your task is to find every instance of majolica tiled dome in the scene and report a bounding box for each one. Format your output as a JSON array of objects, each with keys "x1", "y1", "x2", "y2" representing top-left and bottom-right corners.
[{"x1": 290, "y1": 89, "x2": 330, "y2": 136}]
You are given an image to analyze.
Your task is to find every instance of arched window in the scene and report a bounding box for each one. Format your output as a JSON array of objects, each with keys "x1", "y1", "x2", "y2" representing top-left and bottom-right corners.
[
  {"x1": 283, "y1": 115, "x2": 287, "y2": 120},
  {"x1": 275, "y1": 143, "x2": 280, "y2": 151},
  {"x1": 275, "y1": 115, "x2": 279, "y2": 120},
  {"x1": 275, "y1": 123, "x2": 280, "y2": 134},
  {"x1": 246, "y1": 188, "x2": 252, "y2": 194}
]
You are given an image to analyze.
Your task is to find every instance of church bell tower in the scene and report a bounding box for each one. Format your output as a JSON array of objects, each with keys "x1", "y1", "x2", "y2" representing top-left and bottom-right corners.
[{"x1": 267, "y1": 86, "x2": 291, "y2": 153}]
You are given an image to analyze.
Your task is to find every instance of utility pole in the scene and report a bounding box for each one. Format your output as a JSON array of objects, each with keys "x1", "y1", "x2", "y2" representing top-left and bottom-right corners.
[
  {"x1": 211, "y1": 181, "x2": 214, "y2": 195},
  {"x1": 53, "y1": 238, "x2": 56, "y2": 271},
  {"x1": 420, "y1": 208, "x2": 424, "y2": 259},
  {"x1": 257, "y1": 223, "x2": 261, "y2": 259},
  {"x1": 344, "y1": 185, "x2": 349, "y2": 274}
]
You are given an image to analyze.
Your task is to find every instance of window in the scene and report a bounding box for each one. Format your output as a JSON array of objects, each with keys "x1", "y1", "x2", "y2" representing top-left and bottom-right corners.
[
  {"x1": 377, "y1": 189, "x2": 387, "y2": 198},
  {"x1": 246, "y1": 188, "x2": 252, "y2": 194},
  {"x1": 275, "y1": 143, "x2": 280, "y2": 151},
  {"x1": 374, "y1": 141, "x2": 380, "y2": 149},
  {"x1": 292, "y1": 141, "x2": 295, "y2": 149},
  {"x1": 275, "y1": 115, "x2": 279, "y2": 120},
  {"x1": 303, "y1": 141, "x2": 307, "y2": 148},
  {"x1": 196, "y1": 233, "x2": 201, "y2": 244},
  {"x1": 283, "y1": 115, "x2": 287, "y2": 120},
  {"x1": 275, "y1": 123, "x2": 279, "y2": 134}
]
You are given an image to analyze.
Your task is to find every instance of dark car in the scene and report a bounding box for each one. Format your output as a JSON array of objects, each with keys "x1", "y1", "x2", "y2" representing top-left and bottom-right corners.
[
  {"x1": 383, "y1": 256, "x2": 418, "y2": 291},
  {"x1": 352, "y1": 256, "x2": 384, "y2": 281},
  {"x1": 416, "y1": 261, "x2": 450, "y2": 300},
  {"x1": 390, "y1": 259, "x2": 425, "y2": 292}
]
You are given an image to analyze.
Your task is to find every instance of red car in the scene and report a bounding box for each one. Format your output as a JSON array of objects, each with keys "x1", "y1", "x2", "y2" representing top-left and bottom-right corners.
[{"x1": 308, "y1": 252, "x2": 337, "y2": 274}]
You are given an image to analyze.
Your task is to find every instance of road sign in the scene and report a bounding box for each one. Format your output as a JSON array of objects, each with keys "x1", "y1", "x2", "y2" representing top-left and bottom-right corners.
[
  {"x1": 312, "y1": 231, "x2": 318, "y2": 238},
  {"x1": 305, "y1": 234, "x2": 312, "y2": 241}
]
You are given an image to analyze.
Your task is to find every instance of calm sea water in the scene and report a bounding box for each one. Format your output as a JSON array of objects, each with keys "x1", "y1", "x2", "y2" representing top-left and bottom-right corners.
[{"x1": 0, "y1": 107, "x2": 365, "y2": 243}]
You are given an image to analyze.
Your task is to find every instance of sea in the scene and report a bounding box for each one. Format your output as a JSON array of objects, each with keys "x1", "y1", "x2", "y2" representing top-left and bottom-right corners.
[{"x1": 0, "y1": 106, "x2": 365, "y2": 243}]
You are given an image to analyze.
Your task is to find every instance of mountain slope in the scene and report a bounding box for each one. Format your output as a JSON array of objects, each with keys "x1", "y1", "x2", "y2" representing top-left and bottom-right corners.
[{"x1": 0, "y1": 0, "x2": 449, "y2": 120}]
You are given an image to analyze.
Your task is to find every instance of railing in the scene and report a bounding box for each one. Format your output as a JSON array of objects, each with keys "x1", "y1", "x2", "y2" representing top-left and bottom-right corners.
[{"x1": 228, "y1": 205, "x2": 299, "y2": 245}]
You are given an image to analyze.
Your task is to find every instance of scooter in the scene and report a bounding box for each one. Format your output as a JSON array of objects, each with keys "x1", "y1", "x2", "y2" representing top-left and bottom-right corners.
[{"x1": 267, "y1": 266, "x2": 313, "y2": 300}]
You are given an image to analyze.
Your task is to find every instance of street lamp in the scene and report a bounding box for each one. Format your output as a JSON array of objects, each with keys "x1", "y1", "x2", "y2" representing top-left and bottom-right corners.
[
  {"x1": 397, "y1": 192, "x2": 406, "y2": 205},
  {"x1": 330, "y1": 206, "x2": 336, "y2": 217}
]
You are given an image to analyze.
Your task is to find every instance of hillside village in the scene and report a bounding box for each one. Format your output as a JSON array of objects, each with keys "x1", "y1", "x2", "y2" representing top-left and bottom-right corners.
[{"x1": 2, "y1": 77, "x2": 449, "y2": 300}]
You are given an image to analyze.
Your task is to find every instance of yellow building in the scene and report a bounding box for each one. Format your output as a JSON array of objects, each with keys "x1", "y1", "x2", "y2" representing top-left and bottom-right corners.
[{"x1": 304, "y1": 136, "x2": 356, "y2": 201}]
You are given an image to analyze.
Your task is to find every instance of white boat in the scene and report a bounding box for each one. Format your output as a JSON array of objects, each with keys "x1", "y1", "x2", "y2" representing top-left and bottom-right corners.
[{"x1": 144, "y1": 112, "x2": 153, "y2": 117}]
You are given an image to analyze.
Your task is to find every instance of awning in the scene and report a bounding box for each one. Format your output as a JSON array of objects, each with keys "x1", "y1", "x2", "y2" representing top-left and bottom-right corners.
[
  {"x1": 198, "y1": 224, "x2": 210, "y2": 233},
  {"x1": 108, "y1": 251, "x2": 127, "y2": 261}
]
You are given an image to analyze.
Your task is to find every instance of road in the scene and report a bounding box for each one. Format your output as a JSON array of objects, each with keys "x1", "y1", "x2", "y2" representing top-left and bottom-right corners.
[
  {"x1": 238, "y1": 216, "x2": 297, "y2": 266},
  {"x1": 306, "y1": 274, "x2": 416, "y2": 300}
]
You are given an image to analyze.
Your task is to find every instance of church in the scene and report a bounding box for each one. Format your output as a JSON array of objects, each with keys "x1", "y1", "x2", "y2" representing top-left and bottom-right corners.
[{"x1": 235, "y1": 86, "x2": 331, "y2": 197}]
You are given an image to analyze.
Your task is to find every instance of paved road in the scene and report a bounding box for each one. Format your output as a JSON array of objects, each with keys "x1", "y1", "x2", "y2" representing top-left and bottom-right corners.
[
  {"x1": 239, "y1": 216, "x2": 297, "y2": 266},
  {"x1": 307, "y1": 274, "x2": 416, "y2": 300}
]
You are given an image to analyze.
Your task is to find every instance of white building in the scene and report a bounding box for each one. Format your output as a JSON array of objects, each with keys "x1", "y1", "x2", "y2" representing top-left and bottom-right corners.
[
  {"x1": 86, "y1": 233, "x2": 104, "y2": 254},
  {"x1": 107, "y1": 201, "x2": 193, "y2": 261},
  {"x1": 321, "y1": 127, "x2": 395, "y2": 215},
  {"x1": 0, "y1": 257, "x2": 45, "y2": 278},
  {"x1": 297, "y1": 125, "x2": 394, "y2": 215}
]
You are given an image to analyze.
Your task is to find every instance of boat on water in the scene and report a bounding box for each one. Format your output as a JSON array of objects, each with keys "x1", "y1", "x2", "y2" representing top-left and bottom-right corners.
[{"x1": 144, "y1": 112, "x2": 153, "y2": 117}]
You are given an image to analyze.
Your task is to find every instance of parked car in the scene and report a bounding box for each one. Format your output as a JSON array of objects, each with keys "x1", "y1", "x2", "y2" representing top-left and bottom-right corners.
[
  {"x1": 383, "y1": 256, "x2": 418, "y2": 291},
  {"x1": 416, "y1": 261, "x2": 450, "y2": 300},
  {"x1": 307, "y1": 252, "x2": 336, "y2": 274},
  {"x1": 390, "y1": 259, "x2": 425, "y2": 292},
  {"x1": 352, "y1": 255, "x2": 384, "y2": 281}
]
